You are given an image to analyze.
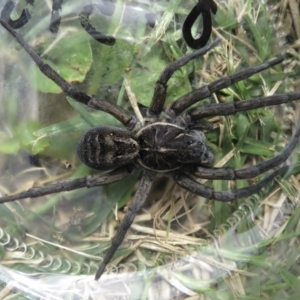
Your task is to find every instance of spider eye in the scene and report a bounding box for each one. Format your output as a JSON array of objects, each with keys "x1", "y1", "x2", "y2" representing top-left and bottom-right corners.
[{"x1": 187, "y1": 139, "x2": 195, "y2": 145}]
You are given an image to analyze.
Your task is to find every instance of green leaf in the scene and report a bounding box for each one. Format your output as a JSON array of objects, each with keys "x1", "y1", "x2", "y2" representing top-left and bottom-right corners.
[
  {"x1": 31, "y1": 136, "x2": 50, "y2": 155},
  {"x1": 33, "y1": 100, "x2": 122, "y2": 139},
  {"x1": 0, "y1": 138, "x2": 20, "y2": 154},
  {"x1": 67, "y1": 97, "x2": 99, "y2": 128},
  {"x1": 86, "y1": 33, "x2": 136, "y2": 96},
  {"x1": 240, "y1": 144, "x2": 274, "y2": 156},
  {"x1": 280, "y1": 269, "x2": 300, "y2": 294},
  {"x1": 172, "y1": 271, "x2": 215, "y2": 293},
  {"x1": 234, "y1": 114, "x2": 250, "y2": 140},
  {"x1": 127, "y1": 42, "x2": 191, "y2": 106},
  {"x1": 260, "y1": 114, "x2": 276, "y2": 143},
  {"x1": 28, "y1": 30, "x2": 93, "y2": 93}
]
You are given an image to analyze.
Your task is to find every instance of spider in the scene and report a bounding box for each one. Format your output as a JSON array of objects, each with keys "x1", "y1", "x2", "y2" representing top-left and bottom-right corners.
[{"x1": 1, "y1": 18, "x2": 300, "y2": 281}]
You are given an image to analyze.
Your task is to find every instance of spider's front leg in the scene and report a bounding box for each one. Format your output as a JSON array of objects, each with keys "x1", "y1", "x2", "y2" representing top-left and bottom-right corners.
[
  {"x1": 0, "y1": 19, "x2": 136, "y2": 129},
  {"x1": 95, "y1": 170, "x2": 155, "y2": 280},
  {"x1": 170, "y1": 56, "x2": 286, "y2": 115},
  {"x1": 186, "y1": 92, "x2": 300, "y2": 121},
  {"x1": 149, "y1": 39, "x2": 221, "y2": 115}
]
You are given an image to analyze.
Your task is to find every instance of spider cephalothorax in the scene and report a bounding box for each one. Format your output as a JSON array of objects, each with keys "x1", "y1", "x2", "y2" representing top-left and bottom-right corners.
[{"x1": 1, "y1": 15, "x2": 300, "y2": 282}]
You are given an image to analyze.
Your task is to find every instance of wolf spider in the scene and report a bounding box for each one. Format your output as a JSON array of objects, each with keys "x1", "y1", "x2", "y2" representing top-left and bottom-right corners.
[{"x1": 0, "y1": 18, "x2": 300, "y2": 281}]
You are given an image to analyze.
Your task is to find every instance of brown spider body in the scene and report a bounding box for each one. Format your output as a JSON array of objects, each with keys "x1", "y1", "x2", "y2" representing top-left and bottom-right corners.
[
  {"x1": 77, "y1": 126, "x2": 139, "y2": 170},
  {"x1": 78, "y1": 122, "x2": 214, "y2": 173}
]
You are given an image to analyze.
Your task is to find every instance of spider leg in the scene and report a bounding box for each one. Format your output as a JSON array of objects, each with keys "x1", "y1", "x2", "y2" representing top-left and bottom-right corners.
[
  {"x1": 0, "y1": 19, "x2": 136, "y2": 129},
  {"x1": 192, "y1": 122, "x2": 300, "y2": 179},
  {"x1": 49, "y1": 0, "x2": 63, "y2": 34},
  {"x1": 149, "y1": 39, "x2": 221, "y2": 114},
  {"x1": 173, "y1": 165, "x2": 289, "y2": 202},
  {"x1": 187, "y1": 92, "x2": 300, "y2": 121},
  {"x1": 189, "y1": 121, "x2": 213, "y2": 131},
  {"x1": 79, "y1": 4, "x2": 116, "y2": 46},
  {"x1": 0, "y1": 166, "x2": 134, "y2": 203},
  {"x1": 1, "y1": 0, "x2": 31, "y2": 29},
  {"x1": 95, "y1": 169, "x2": 155, "y2": 280},
  {"x1": 182, "y1": 0, "x2": 217, "y2": 49},
  {"x1": 170, "y1": 56, "x2": 285, "y2": 115}
]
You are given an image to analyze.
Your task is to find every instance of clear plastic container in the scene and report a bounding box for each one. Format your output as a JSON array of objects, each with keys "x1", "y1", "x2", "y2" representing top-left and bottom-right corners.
[{"x1": 0, "y1": 0, "x2": 299, "y2": 299}]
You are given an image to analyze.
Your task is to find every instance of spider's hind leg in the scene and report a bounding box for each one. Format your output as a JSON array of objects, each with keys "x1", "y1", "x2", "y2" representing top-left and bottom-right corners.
[
  {"x1": 189, "y1": 110, "x2": 300, "y2": 180},
  {"x1": 173, "y1": 165, "x2": 289, "y2": 202},
  {"x1": 95, "y1": 169, "x2": 155, "y2": 280},
  {"x1": 0, "y1": 166, "x2": 134, "y2": 204}
]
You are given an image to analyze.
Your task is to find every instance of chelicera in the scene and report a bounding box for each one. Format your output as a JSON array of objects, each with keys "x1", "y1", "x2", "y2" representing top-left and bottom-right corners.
[{"x1": 1, "y1": 16, "x2": 300, "y2": 281}]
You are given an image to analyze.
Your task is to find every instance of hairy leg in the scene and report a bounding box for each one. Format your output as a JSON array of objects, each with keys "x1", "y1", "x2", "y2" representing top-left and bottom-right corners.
[
  {"x1": 170, "y1": 56, "x2": 285, "y2": 115},
  {"x1": 174, "y1": 165, "x2": 289, "y2": 202},
  {"x1": 95, "y1": 170, "x2": 155, "y2": 280},
  {"x1": 0, "y1": 19, "x2": 136, "y2": 128},
  {"x1": 191, "y1": 122, "x2": 300, "y2": 179},
  {"x1": 149, "y1": 39, "x2": 221, "y2": 114},
  {"x1": 0, "y1": 166, "x2": 134, "y2": 203}
]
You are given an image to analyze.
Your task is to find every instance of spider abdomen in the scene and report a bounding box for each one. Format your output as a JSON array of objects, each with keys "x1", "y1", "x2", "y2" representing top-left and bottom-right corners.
[
  {"x1": 77, "y1": 126, "x2": 139, "y2": 170},
  {"x1": 137, "y1": 122, "x2": 214, "y2": 172}
]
